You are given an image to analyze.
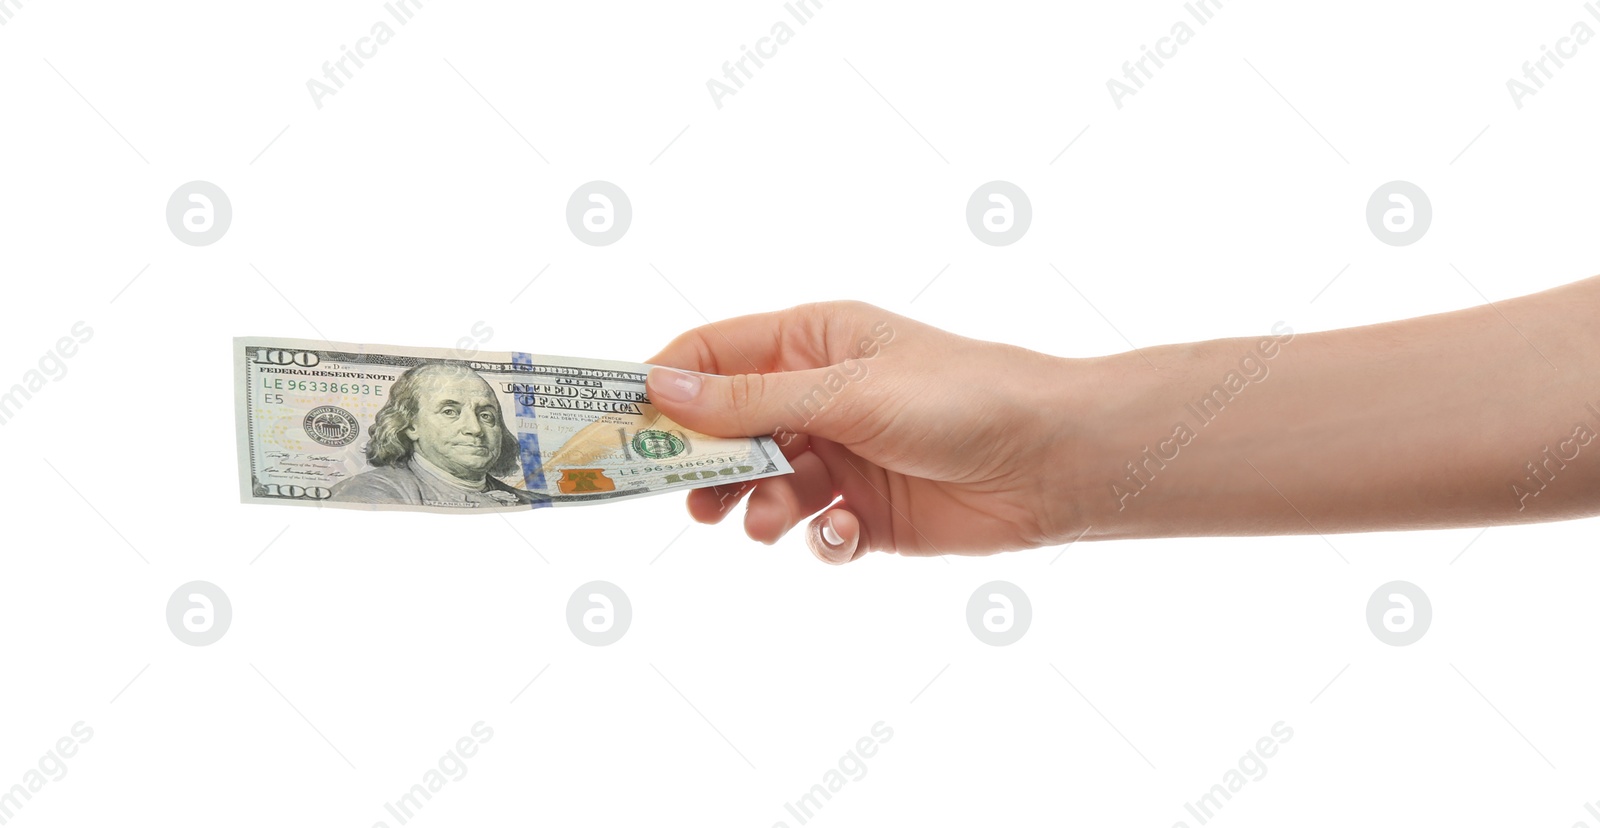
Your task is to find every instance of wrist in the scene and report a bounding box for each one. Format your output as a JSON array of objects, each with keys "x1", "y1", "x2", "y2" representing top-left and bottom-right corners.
[
  {"x1": 1046, "y1": 327, "x2": 1306, "y2": 543},
  {"x1": 1039, "y1": 343, "x2": 1205, "y2": 544},
  {"x1": 1026, "y1": 349, "x2": 1154, "y2": 544}
]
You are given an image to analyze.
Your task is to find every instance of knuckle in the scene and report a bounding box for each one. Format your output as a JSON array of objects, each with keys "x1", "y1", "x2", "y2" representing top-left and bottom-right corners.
[{"x1": 727, "y1": 371, "x2": 766, "y2": 414}]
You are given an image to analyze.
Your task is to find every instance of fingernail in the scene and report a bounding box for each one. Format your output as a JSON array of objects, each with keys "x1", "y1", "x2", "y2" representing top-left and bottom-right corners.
[
  {"x1": 817, "y1": 517, "x2": 851, "y2": 563},
  {"x1": 821, "y1": 519, "x2": 844, "y2": 548},
  {"x1": 651, "y1": 368, "x2": 702, "y2": 403}
]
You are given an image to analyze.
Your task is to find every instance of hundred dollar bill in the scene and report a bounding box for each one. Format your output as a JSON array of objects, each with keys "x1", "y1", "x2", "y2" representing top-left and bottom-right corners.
[{"x1": 234, "y1": 336, "x2": 792, "y2": 512}]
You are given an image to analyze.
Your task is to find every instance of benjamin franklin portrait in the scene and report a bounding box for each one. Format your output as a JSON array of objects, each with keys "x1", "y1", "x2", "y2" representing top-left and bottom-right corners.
[{"x1": 329, "y1": 362, "x2": 543, "y2": 507}]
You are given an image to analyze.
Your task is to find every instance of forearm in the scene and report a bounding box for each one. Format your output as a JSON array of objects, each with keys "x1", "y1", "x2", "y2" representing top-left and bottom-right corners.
[{"x1": 1059, "y1": 276, "x2": 1600, "y2": 540}]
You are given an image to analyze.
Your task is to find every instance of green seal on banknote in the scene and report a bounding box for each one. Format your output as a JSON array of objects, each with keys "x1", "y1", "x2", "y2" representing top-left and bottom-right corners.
[{"x1": 632, "y1": 429, "x2": 686, "y2": 459}]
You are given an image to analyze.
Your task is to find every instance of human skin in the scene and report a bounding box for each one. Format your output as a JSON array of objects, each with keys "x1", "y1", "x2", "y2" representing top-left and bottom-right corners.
[
  {"x1": 644, "y1": 278, "x2": 1600, "y2": 564},
  {"x1": 406, "y1": 373, "x2": 506, "y2": 484}
]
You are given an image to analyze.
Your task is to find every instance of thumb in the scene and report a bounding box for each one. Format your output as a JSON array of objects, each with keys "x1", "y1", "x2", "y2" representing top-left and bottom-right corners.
[{"x1": 646, "y1": 366, "x2": 856, "y2": 442}]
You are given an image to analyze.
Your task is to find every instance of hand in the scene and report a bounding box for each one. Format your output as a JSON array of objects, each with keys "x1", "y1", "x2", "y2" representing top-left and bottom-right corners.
[{"x1": 644, "y1": 301, "x2": 1075, "y2": 564}]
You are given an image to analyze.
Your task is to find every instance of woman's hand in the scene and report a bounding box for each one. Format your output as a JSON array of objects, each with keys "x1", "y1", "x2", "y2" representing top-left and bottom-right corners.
[{"x1": 644, "y1": 301, "x2": 1079, "y2": 564}]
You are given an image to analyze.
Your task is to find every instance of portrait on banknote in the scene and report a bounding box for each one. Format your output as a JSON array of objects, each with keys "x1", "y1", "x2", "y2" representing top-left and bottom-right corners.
[{"x1": 328, "y1": 361, "x2": 543, "y2": 508}]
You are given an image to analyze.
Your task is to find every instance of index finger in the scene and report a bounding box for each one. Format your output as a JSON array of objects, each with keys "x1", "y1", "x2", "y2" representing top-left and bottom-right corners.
[{"x1": 644, "y1": 302, "x2": 843, "y2": 375}]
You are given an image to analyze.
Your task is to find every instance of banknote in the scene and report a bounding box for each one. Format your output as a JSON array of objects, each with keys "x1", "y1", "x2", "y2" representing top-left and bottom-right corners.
[{"x1": 234, "y1": 337, "x2": 792, "y2": 512}]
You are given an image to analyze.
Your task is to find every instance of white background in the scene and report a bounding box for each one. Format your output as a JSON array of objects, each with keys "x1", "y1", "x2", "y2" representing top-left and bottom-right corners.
[{"x1": 3, "y1": 1, "x2": 1599, "y2": 825}]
